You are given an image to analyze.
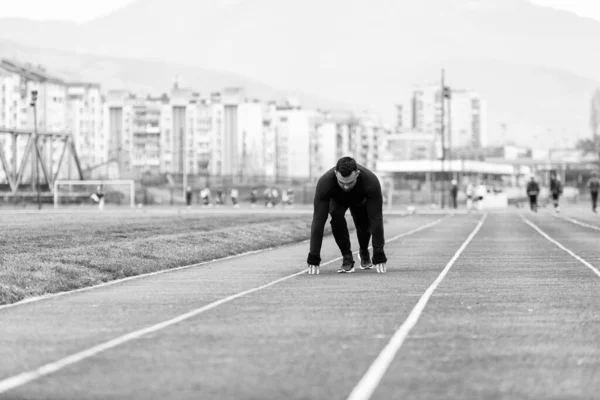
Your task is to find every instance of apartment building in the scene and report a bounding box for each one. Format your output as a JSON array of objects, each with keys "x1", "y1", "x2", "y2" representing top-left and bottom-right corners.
[
  {"x1": 310, "y1": 109, "x2": 386, "y2": 179},
  {"x1": 0, "y1": 59, "x2": 69, "y2": 183},
  {"x1": 66, "y1": 83, "x2": 106, "y2": 173},
  {"x1": 410, "y1": 82, "x2": 487, "y2": 155},
  {"x1": 105, "y1": 90, "x2": 135, "y2": 176},
  {"x1": 270, "y1": 99, "x2": 312, "y2": 180},
  {"x1": 448, "y1": 89, "x2": 487, "y2": 148}
]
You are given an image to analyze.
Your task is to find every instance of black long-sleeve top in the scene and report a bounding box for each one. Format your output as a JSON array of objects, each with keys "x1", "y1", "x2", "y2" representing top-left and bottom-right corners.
[
  {"x1": 307, "y1": 165, "x2": 387, "y2": 266},
  {"x1": 550, "y1": 178, "x2": 563, "y2": 195},
  {"x1": 526, "y1": 181, "x2": 540, "y2": 195}
]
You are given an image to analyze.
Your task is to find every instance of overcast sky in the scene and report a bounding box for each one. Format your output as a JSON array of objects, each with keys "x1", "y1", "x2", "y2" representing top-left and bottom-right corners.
[{"x1": 0, "y1": 0, "x2": 598, "y2": 23}]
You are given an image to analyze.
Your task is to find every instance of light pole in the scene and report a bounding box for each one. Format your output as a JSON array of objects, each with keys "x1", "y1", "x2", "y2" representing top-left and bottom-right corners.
[
  {"x1": 30, "y1": 90, "x2": 41, "y2": 210},
  {"x1": 440, "y1": 70, "x2": 452, "y2": 209},
  {"x1": 445, "y1": 84, "x2": 453, "y2": 180},
  {"x1": 440, "y1": 69, "x2": 446, "y2": 209},
  {"x1": 182, "y1": 127, "x2": 188, "y2": 203}
]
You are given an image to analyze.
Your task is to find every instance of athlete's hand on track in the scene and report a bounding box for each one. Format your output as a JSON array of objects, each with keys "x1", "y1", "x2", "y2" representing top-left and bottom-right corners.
[
  {"x1": 375, "y1": 263, "x2": 387, "y2": 274},
  {"x1": 307, "y1": 264, "x2": 320, "y2": 275}
]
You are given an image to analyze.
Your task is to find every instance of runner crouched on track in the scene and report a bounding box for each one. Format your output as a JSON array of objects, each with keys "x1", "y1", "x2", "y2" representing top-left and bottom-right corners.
[{"x1": 306, "y1": 157, "x2": 387, "y2": 275}]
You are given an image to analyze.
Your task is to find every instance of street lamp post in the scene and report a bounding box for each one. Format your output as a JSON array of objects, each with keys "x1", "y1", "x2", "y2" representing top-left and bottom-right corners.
[
  {"x1": 30, "y1": 90, "x2": 41, "y2": 210},
  {"x1": 182, "y1": 127, "x2": 188, "y2": 203},
  {"x1": 440, "y1": 70, "x2": 446, "y2": 209},
  {"x1": 440, "y1": 70, "x2": 452, "y2": 209},
  {"x1": 446, "y1": 84, "x2": 453, "y2": 180}
]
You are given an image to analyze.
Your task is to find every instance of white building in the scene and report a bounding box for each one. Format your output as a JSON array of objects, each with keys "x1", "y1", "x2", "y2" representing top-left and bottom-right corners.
[
  {"x1": 310, "y1": 117, "x2": 336, "y2": 179},
  {"x1": 166, "y1": 85, "x2": 194, "y2": 176},
  {"x1": 208, "y1": 93, "x2": 225, "y2": 177},
  {"x1": 0, "y1": 66, "x2": 27, "y2": 130},
  {"x1": 237, "y1": 100, "x2": 264, "y2": 176},
  {"x1": 66, "y1": 83, "x2": 106, "y2": 174},
  {"x1": 411, "y1": 83, "x2": 441, "y2": 138},
  {"x1": 0, "y1": 59, "x2": 69, "y2": 183},
  {"x1": 409, "y1": 82, "x2": 487, "y2": 155},
  {"x1": 271, "y1": 100, "x2": 312, "y2": 179},
  {"x1": 105, "y1": 90, "x2": 135, "y2": 177},
  {"x1": 309, "y1": 109, "x2": 386, "y2": 179},
  {"x1": 448, "y1": 89, "x2": 487, "y2": 148},
  {"x1": 189, "y1": 95, "x2": 213, "y2": 176},
  {"x1": 262, "y1": 102, "x2": 277, "y2": 179}
]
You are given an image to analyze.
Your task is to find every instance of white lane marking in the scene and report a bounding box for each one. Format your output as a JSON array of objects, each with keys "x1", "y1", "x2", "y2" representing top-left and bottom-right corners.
[
  {"x1": 522, "y1": 215, "x2": 600, "y2": 278},
  {"x1": 0, "y1": 248, "x2": 272, "y2": 311},
  {"x1": 552, "y1": 213, "x2": 600, "y2": 232},
  {"x1": 0, "y1": 213, "x2": 427, "y2": 311},
  {"x1": 0, "y1": 216, "x2": 450, "y2": 394},
  {"x1": 346, "y1": 213, "x2": 487, "y2": 400}
]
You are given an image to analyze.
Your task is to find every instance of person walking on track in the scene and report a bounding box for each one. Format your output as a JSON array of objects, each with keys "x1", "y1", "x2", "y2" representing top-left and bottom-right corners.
[
  {"x1": 306, "y1": 156, "x2": 387, "y2": 275},
  {"x1": 526, "y1": 176, "x2": 540, "y2": 213},
  {"x1": 587, "y1": 171, "x2": 600, "y2": 213},
  {"x1": 549, "y1": 171, "x2": 563, "y2": 213}
]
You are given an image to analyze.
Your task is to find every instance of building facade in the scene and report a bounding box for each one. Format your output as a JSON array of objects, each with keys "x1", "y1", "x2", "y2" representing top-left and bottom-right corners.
[
  {"x1": 66, "y1": 83, "x2": 106, "y2": 174},
  {"x1": 0, "y1": 59, "x2": 70, "y2": 183},
  {"x1": 309, "y1": 109, "x2": 386, "y2": 179},
  {"x1": 105, "y1": 90, "x2": 135, "y2": 177},
  {"x1": 409, "y1": 82, "x2": 487, "y2": 158}
]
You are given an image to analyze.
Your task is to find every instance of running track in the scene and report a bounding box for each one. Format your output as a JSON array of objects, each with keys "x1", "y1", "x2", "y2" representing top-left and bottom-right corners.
[{"x1": 0, "y1": 209, "x2": 599, "y2": 399}]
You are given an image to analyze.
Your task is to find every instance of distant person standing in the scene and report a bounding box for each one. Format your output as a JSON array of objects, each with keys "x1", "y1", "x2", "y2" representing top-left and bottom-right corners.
[
  {"x1": 271, "y1": 187, "x2": 280, "y2": 207},
  {"x1": 201, "y1": 187, "x2": 212, "y2": 207},
  {"x1": 281, "y1": 189, "x2": 290, "y2": 207},
  {"x1": 465, "y1": 181, "x2": 474, "y2": 212},
  {"x1": 185, "y1": 186, "x2": 193, "y2": 208},
  {"x1": 475, "y1": 181, "x2": 487, "y2": 211},
  {"x1": 250, "y1": 187, "x2": 258, "y2": 208},
  {"x1": 264, "y1": 187, "x2": 272, "y2": 208},
  {"x1": 90, "y1": 184, "x2": 105, "y2": 211},
  {"x1": 549, "y1": 171, "x2": 563, "y2": 213},
  {"x1": 450, "y1": 179, "x2": 459, "y2": 209},
  {"x1": 526, "y1": 176, "x2": 540, "y2": 212},
  {"x1": 230, "y1": 188, "x2": 240, "y2": 208},
  {"x1": 587, "y1": 171, "x2": 600, "y2": 213}
]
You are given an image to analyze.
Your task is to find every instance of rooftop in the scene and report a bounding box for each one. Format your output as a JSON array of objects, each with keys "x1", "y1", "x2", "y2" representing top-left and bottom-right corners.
[{"x1": 0, "y1": 59, "x2": 65, "y2": 84}]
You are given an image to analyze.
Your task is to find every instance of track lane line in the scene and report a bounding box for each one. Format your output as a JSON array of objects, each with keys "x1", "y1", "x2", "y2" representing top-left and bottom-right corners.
[
  {"x1": 0, "y1": 248, "x2": 272, "y2": 312},
  {"x1": 346, "y1": 213, "x2": 487, "y2": 400},
  {"x1": 522, "y1": 215, "x2": 600, "y2": 278},
  {"x1": 0, "y1": 216, "x2": 450, "y2": 394},
  {"x1": 551, "y1": 213, "x2": 600, "y2": 232},
  {"x1": 0, "y1": 214, "x2": 426, "y2": 311}
]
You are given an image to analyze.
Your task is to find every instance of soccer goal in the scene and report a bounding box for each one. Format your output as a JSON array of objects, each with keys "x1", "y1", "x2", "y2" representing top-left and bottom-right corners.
[{"x1": 53, "y1": 180, "x2": 136, "y2": 209}]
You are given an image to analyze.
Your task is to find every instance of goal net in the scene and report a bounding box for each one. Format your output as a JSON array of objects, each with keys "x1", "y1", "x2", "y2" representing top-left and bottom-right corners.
[{"x1": 53, "y1": 180, "x2": 136, "y2": 209}]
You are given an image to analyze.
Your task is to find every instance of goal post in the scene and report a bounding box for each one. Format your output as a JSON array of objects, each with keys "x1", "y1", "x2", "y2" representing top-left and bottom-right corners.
[{"x1": 53, "y1": 180, "x2": 136, "y2": 209}]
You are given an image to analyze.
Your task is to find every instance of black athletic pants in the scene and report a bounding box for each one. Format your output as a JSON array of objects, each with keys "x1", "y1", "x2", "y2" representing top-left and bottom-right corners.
[
  {"x1": 529, "y1": 195, "x2": 538, "y2": 212},
  {"x1": 329, "y1": 198, "x2": 371, "y2": 256},
  {"x1": 592, "y1": 191, "x2": 598, "y2": 212}
]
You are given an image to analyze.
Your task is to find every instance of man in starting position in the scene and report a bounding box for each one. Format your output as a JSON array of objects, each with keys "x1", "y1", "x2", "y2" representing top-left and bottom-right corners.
[{"x1": 307, "y1": 157, "x2": 387, "y2": 275}]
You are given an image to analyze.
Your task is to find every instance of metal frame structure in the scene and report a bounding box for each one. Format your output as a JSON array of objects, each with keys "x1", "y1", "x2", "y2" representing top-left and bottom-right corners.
[{"x1": 0, "y1": 128, "x2": 84, "y2": 196}]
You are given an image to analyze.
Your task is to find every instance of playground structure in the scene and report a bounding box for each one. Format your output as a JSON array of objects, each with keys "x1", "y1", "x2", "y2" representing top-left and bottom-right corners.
[{"x1": 0, "y1": 127, "x2": 84, "y2": 203}]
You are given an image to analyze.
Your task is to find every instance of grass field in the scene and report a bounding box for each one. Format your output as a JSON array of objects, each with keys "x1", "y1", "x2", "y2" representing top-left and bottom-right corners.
[
  {"x1": 0, "y1": 209, "x2": 346, "y2": 305},
  {"x1": 0, "y1": 206, "x2": 599, "y2": 399}
]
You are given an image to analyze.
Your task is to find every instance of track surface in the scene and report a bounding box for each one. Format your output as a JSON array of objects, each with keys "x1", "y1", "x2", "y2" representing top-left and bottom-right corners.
[{"x1": 1, "y1": 208, "x2": 599, "y2": 400}]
